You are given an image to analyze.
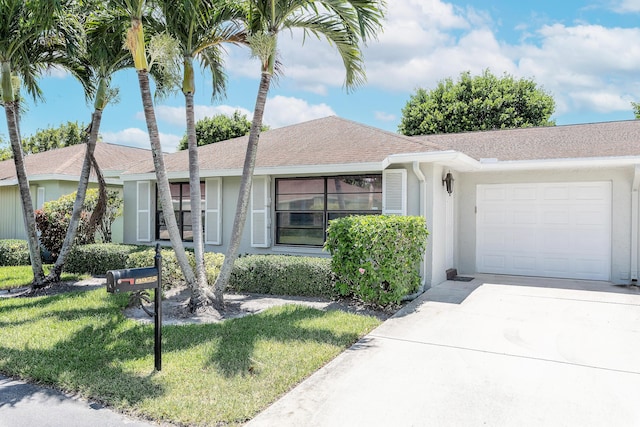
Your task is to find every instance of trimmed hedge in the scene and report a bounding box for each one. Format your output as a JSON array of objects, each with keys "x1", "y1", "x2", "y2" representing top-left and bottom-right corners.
[
  {"x1": 64, "y1": 243, "x2": 146, "y2": 275},
  {"x1": 228, "y1": 255, "x2": 335, "y2": 298},
  {"x1": 0, "y1": 240, "x2": 31, "y2": 266},
  {"x1": 325, "y1": 215, "x2": 429, "y2": 306}
]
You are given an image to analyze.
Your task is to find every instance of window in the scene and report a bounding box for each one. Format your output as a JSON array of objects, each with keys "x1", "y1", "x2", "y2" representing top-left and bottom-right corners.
[
  {"x1": 275, "y1": 175, "x2": 382, "y2": 246},
  {"x1": 156, "y1": 182, "x2": 205, "y2": 241}
]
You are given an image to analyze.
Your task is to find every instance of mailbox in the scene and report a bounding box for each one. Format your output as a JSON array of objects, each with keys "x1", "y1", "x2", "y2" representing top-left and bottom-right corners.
[
  {"x1": 105, "y1": 244, "x2": 163, "y2": 371},
  {"x1": 106, "y1": 267, "x2": 159, "y2": 293}
]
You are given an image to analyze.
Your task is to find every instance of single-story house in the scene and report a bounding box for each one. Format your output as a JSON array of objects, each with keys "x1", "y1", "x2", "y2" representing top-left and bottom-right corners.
[
  {"x1": 0, "y1": 142, "x2": 152, "y2": 243},
  {"x1": 120, "y1": 116, "x2": 640, "y2": 287}
]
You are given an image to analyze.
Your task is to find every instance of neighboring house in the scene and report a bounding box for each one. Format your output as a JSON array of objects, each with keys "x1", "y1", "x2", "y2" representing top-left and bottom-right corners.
[
  {"x1": 0, "y1": 142, "x2": 152, "y2": 243},
  {"x1": 120, "y1": 116, "x2": 640, "y2": 288}
]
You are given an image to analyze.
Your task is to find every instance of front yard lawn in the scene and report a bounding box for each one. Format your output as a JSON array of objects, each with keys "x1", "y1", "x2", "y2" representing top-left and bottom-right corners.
[
  {"x1": 0, "y1": 287, "x2": 380, "y2": 425},
  {"x1": 0, "y1": 265, "x2": 86, "y2": 291}
]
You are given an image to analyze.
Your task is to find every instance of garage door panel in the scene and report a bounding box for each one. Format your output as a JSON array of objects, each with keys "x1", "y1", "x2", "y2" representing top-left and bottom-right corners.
[
  {"x1": 543, "y1": 186, "x2": 570, "y2": 201},
  {"x1": 512, "y1": 186, "x2": 537, "y2": 200},
  {"x1": 477, "y1": 182, "x2": 611, "y2": 281}
]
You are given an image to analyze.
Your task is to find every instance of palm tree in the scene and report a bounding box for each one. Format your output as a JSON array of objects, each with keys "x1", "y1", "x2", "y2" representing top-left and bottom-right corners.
[
  {"x1": 0, "y1": 0, "x2": 88, "y2": 287},
  {"x1": 46, "y1": 6, "x2": 134, "y2": 282},
  {"x1": 111, "y1": 0, "x2": 197, "y2": 289},
  {"x1": 213, "y1": 0, "x2": 386, "y2": 307},
  {"x1": 157, "y1": 0, "x2": 244, "y2": 311}
]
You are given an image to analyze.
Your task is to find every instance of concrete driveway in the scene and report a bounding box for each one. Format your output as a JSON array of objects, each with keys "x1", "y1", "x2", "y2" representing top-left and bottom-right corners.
[{"x1": 247, "y1": 275, "x2": 640, "y2": 427}]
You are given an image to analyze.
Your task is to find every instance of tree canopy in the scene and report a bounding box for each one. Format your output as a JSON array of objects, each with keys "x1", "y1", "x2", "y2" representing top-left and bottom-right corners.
[
  {"x1": 177, "y1": 111, "x2": 268, "y2": 150},
  {"x1": 632, "y1": 102, "x2": 640, "y2": 119},
  {"x1": 398, "y1": 70, "x2": 556, "y2": 136},
  {"x1": 22, "y1": 121, "x2": 87, "y2": 155}
]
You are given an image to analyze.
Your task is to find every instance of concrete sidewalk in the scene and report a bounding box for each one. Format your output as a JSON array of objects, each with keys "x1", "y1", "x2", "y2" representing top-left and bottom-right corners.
[
  {"x1": 0, "y1": 375, "x2": 158, "y2": 427},
  {"x1": 247, "y1": 275, "x2": 640, "y2": 426}
]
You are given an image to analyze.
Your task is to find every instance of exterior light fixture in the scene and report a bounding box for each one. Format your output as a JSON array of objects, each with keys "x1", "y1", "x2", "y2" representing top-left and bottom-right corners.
[{"x1": 443, "y1": 171, "x2": 454, "y2": 195}]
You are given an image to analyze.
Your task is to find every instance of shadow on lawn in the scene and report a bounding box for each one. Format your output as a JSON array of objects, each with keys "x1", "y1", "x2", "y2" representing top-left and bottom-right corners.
[
  {"x1": 0, "y1": 291, "x2": 164, "y2": 407},
  {"x1": 199, "y1": 305, "x2": 363, "y2": 377}
]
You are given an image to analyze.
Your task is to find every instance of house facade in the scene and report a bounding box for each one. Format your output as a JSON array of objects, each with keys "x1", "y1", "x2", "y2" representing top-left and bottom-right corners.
[
  {"x1": 120, "y1": 116, "x2": 640, "y2": 288},
  {"x1": 0, "y1": 142, "x2": 152, "y2": 243}
]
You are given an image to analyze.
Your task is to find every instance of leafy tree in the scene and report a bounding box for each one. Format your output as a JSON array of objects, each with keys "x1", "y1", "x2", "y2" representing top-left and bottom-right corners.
[
  {"x1": 0, "y1": 0, "x2": 89, "y2": 287},
  {"x1": 632, "y1": 102, "x2": 640, "y2": 119},
  {"x1": 35, "y1": 188, "x2": 123, "y2": 259},
  {"x1": 177, "y1": 111, "x2": 268, "y2": 150},
  {"x1": 0, "y1": 136, "x2": 10, "y2": 161},
  {"x1": 157, "y1": 0, "x2": 244, "y2": 312},
  {"x1": 398, "y1": 69, "x2": 556, "y2": 136},
  {"x1": 22, "y1": 121, "x2": 86, "y2": 154},
  {"x1": 212, "y1": 0, "x2": 386, "y2": 308}
]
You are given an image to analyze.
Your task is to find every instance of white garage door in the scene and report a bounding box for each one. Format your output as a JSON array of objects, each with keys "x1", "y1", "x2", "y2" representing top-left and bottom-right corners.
[{"x1": 476, "y1": 182, "x2": 611, "y2": 281}]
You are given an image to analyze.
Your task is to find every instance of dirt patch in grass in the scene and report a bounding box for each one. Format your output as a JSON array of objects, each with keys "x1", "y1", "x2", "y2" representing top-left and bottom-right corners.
[{"x1": 0, "y1": 277, "x2": 397, "y2": 324}]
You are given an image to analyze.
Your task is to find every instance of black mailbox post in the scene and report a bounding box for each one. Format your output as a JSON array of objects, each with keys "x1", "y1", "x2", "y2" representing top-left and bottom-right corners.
[{"x1": 106, "y1": 244, "x2": 162, "y2": 371}]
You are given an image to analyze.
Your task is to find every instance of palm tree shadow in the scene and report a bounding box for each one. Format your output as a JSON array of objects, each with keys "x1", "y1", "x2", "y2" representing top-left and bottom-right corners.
[
  {"x1": 199, "y1": 305, "x2": 362, "y2": 377},
  {"x1": 0, "y1": 292, "x2": 165, "y2": 407}
]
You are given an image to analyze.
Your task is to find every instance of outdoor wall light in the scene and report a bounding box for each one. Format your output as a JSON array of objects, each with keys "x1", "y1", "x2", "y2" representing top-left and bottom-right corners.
[{"x1": 443, "y1": 171, "x2": 454, "y2": 195}]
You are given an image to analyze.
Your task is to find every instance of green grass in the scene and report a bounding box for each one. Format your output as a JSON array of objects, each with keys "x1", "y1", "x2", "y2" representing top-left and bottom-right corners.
[
  {"x1": 0, "y1": 288, "x2": 381, "y2": 425},
  {"x1": 0, "y1": 265, "x2": 87, "y2": 291}
]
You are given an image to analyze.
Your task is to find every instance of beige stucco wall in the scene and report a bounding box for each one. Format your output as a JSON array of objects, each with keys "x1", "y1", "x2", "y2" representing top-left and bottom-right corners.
[{"x1": 454, "y1": 166, "x2": 636, "y2": 284}]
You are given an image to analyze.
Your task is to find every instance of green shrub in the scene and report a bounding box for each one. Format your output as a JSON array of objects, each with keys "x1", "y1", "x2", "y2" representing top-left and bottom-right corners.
[
  {"x1": 65, "y1": 243, "x2": 146, "y2": 275},
  {"x1": 126, "y1": 249, "x2": 224, "y2": 290},
  {"x1": 228, "y1": 255, "x2": 335, "y2": 298},
  {"x1": 324, "y1": 215, "x2": 429, "y2": 306},
  {"x1": 0, "y1": 239, "x2": 31, "y2": 266},
  {"x1": 35, "y1": 189, "x2": 123, "y2": 260}
]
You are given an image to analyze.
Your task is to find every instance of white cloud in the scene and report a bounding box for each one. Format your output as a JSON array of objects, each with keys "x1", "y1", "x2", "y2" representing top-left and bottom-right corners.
[
  {"x1": 148, "y1": 105, "x2": 253, "y2": 127},
  {"x1": 101, "y1": 128, "x2": 182, "y2": 152},
  {"x1": 45, "y1": 65, "x2": 68, "y2": 79},
  {"x1": 611, "y1": 0, "x2": 640, "y2": 12},
  {"x1": 213, "y1": 0, "x2": 640, "y2": 121},
  {"x1": 375, "y1": 111, "x2": 397, "y2": 122},
  {"x1": 262, "y1": 96, "x2": 335, "y2": 128},
  {"x1": 137, "y1": 97, "x2": 334, "y2": 130}
]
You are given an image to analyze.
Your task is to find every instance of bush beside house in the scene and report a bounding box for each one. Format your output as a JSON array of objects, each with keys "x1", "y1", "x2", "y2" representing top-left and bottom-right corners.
[
  {"x1": 0, "y1": 240, "x2": 31, "y2": 266},
  {"x1": 228, "y1": 255, "x2": 335, "y2": 297},
  {"x1": 325, "y1": 215, "x2": 429, "y2": 306}
]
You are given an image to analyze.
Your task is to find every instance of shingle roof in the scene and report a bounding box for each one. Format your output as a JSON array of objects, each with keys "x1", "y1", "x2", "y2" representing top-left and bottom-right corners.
[
  {"x1": 124, "y1": 116, "x2": 443, "y2": 175},
  {"x1": 413, "y1": 120, "x2": 640, "y2": 161},
  {"x1": 0, "y1": 142, "x2": 152, "y2": 181}
]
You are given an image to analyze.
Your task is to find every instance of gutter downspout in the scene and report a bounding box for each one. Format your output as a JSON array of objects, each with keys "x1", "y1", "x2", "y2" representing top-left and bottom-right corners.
[
  {"x1": 403, "y1": 161, "x2": 428, "y2": 301},
  {"x1": 631, "y1": 165, "x2": 640, "y2": 282}
]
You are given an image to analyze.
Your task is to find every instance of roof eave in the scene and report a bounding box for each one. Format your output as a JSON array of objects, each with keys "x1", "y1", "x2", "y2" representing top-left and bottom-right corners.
[{"x1": 476, "y1": 156, "x2": 640, "y2": 171}]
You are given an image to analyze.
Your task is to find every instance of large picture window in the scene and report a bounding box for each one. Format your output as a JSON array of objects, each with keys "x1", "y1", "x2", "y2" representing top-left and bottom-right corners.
[
  {"x1": 275, "y1": 175, "x2": 382, "y2": 246},
  {"x1": 156, "y1": 182, "x2": 205, "y2": 241}
]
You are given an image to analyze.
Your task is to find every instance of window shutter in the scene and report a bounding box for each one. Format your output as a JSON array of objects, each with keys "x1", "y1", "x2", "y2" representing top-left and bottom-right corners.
[
  {"x1": 383, "y1": 169, "x2": 407, "y2": 215},
  {"x1": 205, "y1": 178, "x2": 222, "y2": 245},
  {"x1": 137, "y1": 181, "x2": 152, "y2": 242},
  {"x1": 251, "y1": 176, "x2": 271, "y2": 248}
]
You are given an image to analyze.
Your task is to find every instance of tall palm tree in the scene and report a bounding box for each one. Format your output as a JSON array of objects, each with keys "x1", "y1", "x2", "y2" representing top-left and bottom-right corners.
[
  {"x1": 213, "y1": 0, "x2": 386, "y2": 307},
  {"x1": 157, "y1": 0, "x2": 244, "y2": 311},
  {"x1": 0, "y1": 0, "x2": 89, "y2": 287},
  {"x1": 46, "y1": 6, "x2": 134, "y2": 283},
  {"x1": 111, "y1": 0, "x2": 197, "y2": 289}
]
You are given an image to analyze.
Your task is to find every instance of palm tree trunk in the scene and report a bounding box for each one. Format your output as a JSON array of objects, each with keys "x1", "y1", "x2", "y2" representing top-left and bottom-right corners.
[
  {"x1": 136, "y1": 70, "x2": 197, "y2": 288},
  {"x1": 4, "y1": 100, "x2": 45, "y2": 286},
  {"x1": 46, "y1": 110, "x2": 102, "y2": 283},
  {"x1": 213, "y1": 70, "x2": 272, "y2": 307},
  {"x1": 185, "y1": 91, "x2": 211, "y2": 310}
]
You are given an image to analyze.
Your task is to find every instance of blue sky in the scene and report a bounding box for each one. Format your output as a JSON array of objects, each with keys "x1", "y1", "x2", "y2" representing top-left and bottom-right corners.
[{"x1": 3, "y1": 0, "x2": 640, "y2": 152}]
